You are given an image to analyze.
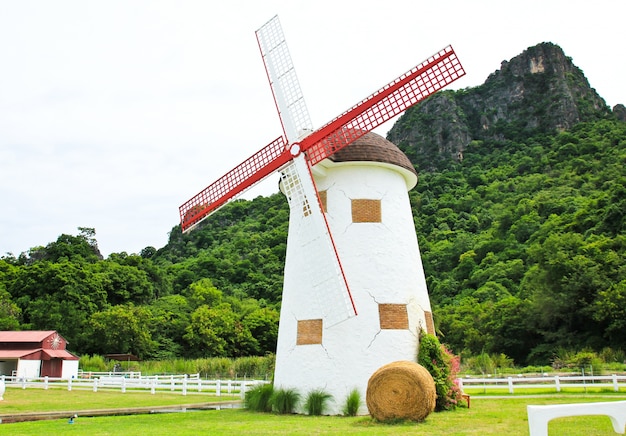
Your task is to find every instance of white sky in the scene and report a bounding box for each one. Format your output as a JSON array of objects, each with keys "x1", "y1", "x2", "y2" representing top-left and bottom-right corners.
[{"x1": 1, "y1": 0, "x2": 623, "y2": 257}]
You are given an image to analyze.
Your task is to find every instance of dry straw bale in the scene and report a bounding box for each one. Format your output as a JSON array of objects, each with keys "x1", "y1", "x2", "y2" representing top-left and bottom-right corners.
[{"x1": 366, "y1": 360, "x2": 436, "y2": 421}]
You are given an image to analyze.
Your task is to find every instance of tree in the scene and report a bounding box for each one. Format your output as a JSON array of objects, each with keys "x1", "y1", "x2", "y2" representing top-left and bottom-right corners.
[
  {"x1": 184, "y1": 304, "x2": 234, "y2": 357},
  {"x1": 89, "y1": 304, "x2": 156, "y2": 359},
  {"x1": 148, "y1": 294, "x2": 191, "y2": 358},
  {"x1": 591, "y1": 280, "x2": 626, "y2": 346},
  {"x1": 95, "y1": 261, "x2": 155, "y2": 305},
  {"x1": 40, "y1": 230, "x2": 102, "y2": 263},
  {"x1": 241, "y1": 307, "x2": 279, "y2": 354},
  {"x1": 0, "y1": 287, "x2": 21, "y2": 330},
  {"x1": 10, "y1": 260, "x2": 108, "y2": 349}
]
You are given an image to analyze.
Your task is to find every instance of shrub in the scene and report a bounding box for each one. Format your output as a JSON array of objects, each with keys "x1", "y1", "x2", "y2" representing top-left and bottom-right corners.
[
  {"x1": 418, "y1": 333, "x2": 463, "y2": 411},
  {"x1": 304, "y1": 389, "x2": 333, "y2": 416},
  {"x1": 79, "y1": 354, "x2": 108, "y2": 372},
  {"x1": 245, "y1": 383, "x2": 274, "y2": 412},
  {"x1": 270, "y1": 388, "x2": 300, "y2": 414},
  {"x1": 342, "y1": 388, "x2": 361, "y2": 416},
  {"x1": 600, "y1": 347, "x2": 626, "y2": 364}
]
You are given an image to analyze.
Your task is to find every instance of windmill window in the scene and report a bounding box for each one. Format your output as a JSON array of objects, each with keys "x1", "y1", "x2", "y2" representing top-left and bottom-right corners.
[
  {"x1": 318, "y1": 190, "x2": 328, "y2": 213},
  {"x1": 302, "y1": 199, "x2": 312, "y2": 217},
  {"x1": 297, "y1": 319, "x2": 323, "y2": 345},
  {"x1": 352, "y1": 199, "x2": 381, "y2": 223},
  {"x1": 424, "y1": 311, "x2": 435, "y2": 335},
  {"x1": 378, "y1": 304, "x2": 409, "y2": 330}
]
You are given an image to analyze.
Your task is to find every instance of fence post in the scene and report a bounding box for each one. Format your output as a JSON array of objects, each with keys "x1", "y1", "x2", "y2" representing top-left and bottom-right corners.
[
  {"x1": 508, "y1": 377, "x2": 514, "y2": 394},
  {"x1": 198, "y1": 378, "x2": 202, "y2": 393},
  {"x1": 44, "y1": 376, "x2": 49, "y2": 390},
  {"x1": 613, "y1": 374, "x2": 619, "y2": 392},
  {"x1": 21, "y1": 377, "x2": 26, "y2": 390},
  {"x1": 121, "y1": 377, "x2": 126, "y2": 393},
  {"x1": 93, "y1": 378, "x2": 98, "y2": 393},
  {"x1": 171, "y1": 375, "x2": 175, "y2": 392},
  {"x1": 151, "y1": 378, "x2": 156, "y2": 395},
  {"x1": 555, "y1": 375, "x2": 561, "y2": 392},
  {"x1": 67, "y1": 377, "x2": 72, "y2": 392},
  {"x1": 182, "y1": 374, "x2": 187, "y2": 396},
  {"x1": 216, "y1": 379, "x2": 221, "y2": 397}
]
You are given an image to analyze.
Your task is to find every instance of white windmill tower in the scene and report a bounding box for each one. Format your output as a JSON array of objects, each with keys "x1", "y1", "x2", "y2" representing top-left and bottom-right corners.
[{"x1": 179, "y1": 16, "x2": 465, "y2": 414}]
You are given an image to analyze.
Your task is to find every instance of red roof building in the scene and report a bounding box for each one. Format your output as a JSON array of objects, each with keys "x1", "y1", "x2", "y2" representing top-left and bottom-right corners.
[{"x1": 0, "y1": 331, "x2": 79, "y2": 379}]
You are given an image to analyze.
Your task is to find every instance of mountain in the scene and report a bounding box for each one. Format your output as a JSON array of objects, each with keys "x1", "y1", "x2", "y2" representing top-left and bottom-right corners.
[
  {"x1": 388, "y1": 42, "x2": 617, "y2": 171},
  {"x1": 380, "y1": 42, "x2": 626, "y2": 364}
]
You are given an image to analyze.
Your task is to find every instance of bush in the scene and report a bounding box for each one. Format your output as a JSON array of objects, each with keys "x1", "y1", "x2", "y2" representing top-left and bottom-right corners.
[
  {"x1": 245, "y1": 383, "x2": 274, "y2": 412},
  {"x1": 342, "y1": 389, "x2": 361, "y2": 416},
  {"x1": 270, "y1": 388, "x2": 300, "y2": 414},
  {"x1": 418, "y1": 333, "x2": 463, "y2": 411},
  {"x1": 79, "y1": 354, "x2": 109, "y2": 372},
  {"x1": 304, "y1": 389, "x2": 333, "y2": 416}
]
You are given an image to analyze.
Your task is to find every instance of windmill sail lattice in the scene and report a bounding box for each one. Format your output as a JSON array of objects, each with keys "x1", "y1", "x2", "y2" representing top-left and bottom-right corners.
[
  {"x1": 257, "y1": 15, "x2": 356, "y2": 324},
  {"x1": 256, "y1": 15, "x2": 313, "y2": 142}
]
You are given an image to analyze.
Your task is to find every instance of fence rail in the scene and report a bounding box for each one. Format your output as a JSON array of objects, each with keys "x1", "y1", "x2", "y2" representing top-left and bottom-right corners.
[
  {"x1": 1, "y1": 374, "x2": 267, "y2": 398},
  {"x1": 458, "y1": 374, "x2": 626, "y2": 393},
  {"x1": 8, "y1": 374, "x2": 623, "y2": 397}
]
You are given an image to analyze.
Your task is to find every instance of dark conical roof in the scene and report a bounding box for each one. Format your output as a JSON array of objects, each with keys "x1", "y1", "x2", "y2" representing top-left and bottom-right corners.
[{"x1": 327, "y1": 132, "x2": 417, "y2": 177}]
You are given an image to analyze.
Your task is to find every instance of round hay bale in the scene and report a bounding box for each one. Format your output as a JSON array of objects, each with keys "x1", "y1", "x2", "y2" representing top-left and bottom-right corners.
[{"x1": 366, "y1": 360, "x2": 436, "y2": 422}]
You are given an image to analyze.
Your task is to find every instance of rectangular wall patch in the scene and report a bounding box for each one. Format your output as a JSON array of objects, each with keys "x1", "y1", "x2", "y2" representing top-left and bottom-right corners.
[
  {"x1": 378, "y1": 304, "x2": 409, "y2": 330},
  {"x1": 297, "y1": 319, "x2": 323, "y2": 345}
]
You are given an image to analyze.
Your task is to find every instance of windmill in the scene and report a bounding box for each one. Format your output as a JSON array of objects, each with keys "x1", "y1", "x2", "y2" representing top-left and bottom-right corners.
[{"x1": 179, "y1": 15, "x2": 465, "y2": 414}]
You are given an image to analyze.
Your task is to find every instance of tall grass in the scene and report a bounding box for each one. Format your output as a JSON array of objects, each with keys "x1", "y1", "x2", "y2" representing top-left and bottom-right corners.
[
  {"x1": 304, "y1": 389, "x2": 333, "y2": 416},
  {"x1": 79, "y1": 354, "x2": 109, "y2": 372},
  {"x1": 270, "y1": 388, "x2": 301, "y2": 414},
  {"x1": 342, "y1": 389, "x2": 362, "y2": 416},
  {"x1": 245, "y1": 383, "x2": 274, "y2": 412},
  {"x1": 78, "y1": 354, "x2": 275, "y2": 379}
]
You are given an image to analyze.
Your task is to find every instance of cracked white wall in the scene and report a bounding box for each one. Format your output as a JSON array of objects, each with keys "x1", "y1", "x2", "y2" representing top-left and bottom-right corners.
[{"x1": 274, "y1": 158, "x2": 432, "y2": 415}]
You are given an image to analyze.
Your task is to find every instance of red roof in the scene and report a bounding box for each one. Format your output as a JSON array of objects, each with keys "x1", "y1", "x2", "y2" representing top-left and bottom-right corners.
[
  {"x1": 43, "y1": 349, "x2": 79, "y2": 360},
  {"x1": 0, "y1": 331, "x2": 57, "y2": 342},
  {"x1": 0, "y1": 348, "x2": 78, "y2": 360},
  {"x1": 0, "y1": 349, "x2": 38, "y2": 358}
]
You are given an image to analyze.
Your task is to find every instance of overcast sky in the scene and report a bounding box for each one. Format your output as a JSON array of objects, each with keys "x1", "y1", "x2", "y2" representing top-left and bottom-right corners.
[{"x1": 1, "y1": 0, "x2": 623, "y2": 257}]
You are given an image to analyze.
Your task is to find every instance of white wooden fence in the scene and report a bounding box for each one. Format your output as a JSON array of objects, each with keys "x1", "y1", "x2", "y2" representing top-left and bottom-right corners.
[
  {"x1": 458, "y1": 374, "x2": 626, "y2": 393},
  {"x1": 1, "y1": 374, "x2": 268, "y2": 398}
]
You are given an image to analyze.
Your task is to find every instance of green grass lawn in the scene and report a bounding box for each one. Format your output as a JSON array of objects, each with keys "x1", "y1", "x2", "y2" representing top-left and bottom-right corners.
[
  {"x1": 1, "y1": 388, "x2": 626, "y2": 435},
  {"x1": 0, "y1": 387, "x2": 229, "y2": 413}
]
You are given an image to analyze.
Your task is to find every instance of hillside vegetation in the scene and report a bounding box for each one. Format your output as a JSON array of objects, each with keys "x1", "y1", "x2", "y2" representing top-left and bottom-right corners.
[
  {"x1": 410, "y1": 119, "x2": 626, "y2": 364},
  {"x1": 1, "y1": 43, "x2": 624, "y2": 366}
]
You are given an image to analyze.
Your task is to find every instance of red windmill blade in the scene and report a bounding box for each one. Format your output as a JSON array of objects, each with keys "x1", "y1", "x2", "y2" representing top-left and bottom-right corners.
[{"x1": 179, "y1": 42, "x2": 464, "y2": 231}]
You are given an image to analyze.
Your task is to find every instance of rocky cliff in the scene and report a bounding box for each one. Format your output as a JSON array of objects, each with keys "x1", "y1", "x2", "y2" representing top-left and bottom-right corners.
[{"x1": 388, "y1": 42, "x2": 619, "y2": 171}]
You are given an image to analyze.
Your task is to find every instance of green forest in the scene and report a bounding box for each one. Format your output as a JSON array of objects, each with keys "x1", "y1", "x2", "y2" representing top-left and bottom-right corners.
[{"x1": 1, "y1": 44, "x2": 625, "y2": 368}]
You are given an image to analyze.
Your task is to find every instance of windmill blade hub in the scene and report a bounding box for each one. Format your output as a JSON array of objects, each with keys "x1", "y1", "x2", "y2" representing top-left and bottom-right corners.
[{"x1": 289, "y1": 143, "x2": 302, "y2": 157}]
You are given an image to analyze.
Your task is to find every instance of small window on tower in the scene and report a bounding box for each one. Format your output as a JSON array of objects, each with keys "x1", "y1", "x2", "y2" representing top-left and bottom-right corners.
[
  {"x1": 318, "y1": 190, "x2": 328, "y2": 213},
  {"x1": 378, "y1": 304, "x2": 409, "y2": 330},
  {"x1": 302, "y1": 199, "x2": 312, "y2": 217},
  {"x1": 297, "y1": 319, "x2": 323, "y2": 345},
  {"x1": 352, "y1": 199, "x2": 381, "y2": 223},
  {"x1": 424, "y1": 311, "x2": 435, "y2": 335}
]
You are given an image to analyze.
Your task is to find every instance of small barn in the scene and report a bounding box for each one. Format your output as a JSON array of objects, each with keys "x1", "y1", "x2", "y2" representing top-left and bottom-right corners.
[{"x1": 0, "y1": 331, "x2": 79, "y2": 379}]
